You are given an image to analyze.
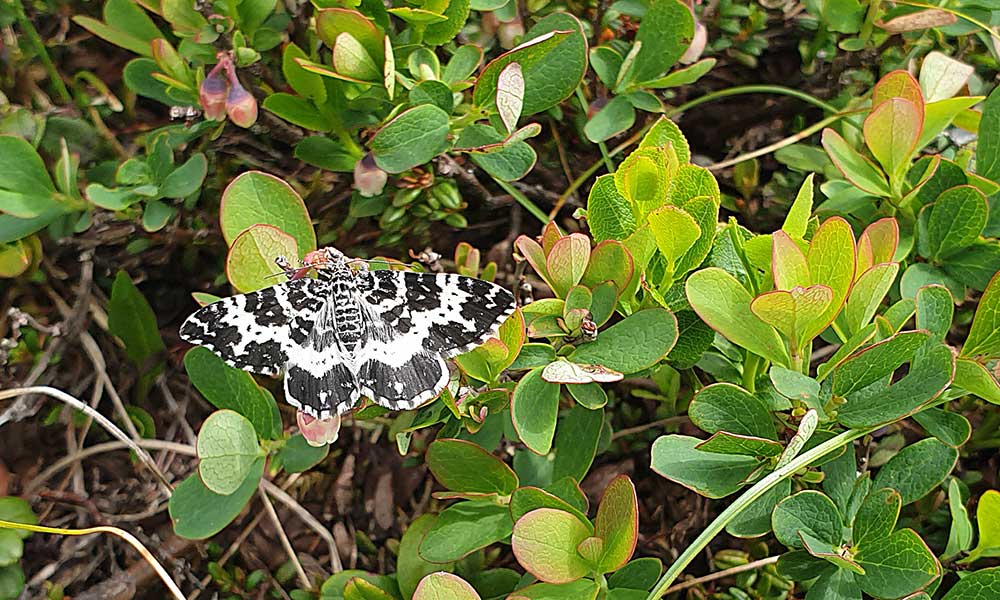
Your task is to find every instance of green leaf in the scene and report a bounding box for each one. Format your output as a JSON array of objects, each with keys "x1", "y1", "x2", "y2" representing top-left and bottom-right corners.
[
  {"x1": 454, "y1": 124, "x2": 536, "y2": 182},
  {"x1": 688, "y1": 383, "x2": 777, "y2": 439},
  {"x1": 962, "y1": 271, "x2": 1000, "y2": 358},
  {"x1": 607, "y1": 557, "x2": 662, "y2": 590},
  {"x1": 772, "y1": 490, "x2": 843, "y2": 548},
  {"x1": 618, "y1": 0, "x2": 694, "y2": 87},
  {"x1": 0, "y1": 136, "x2": 58, "y2": 219},
  {"x1": 419, "y1": 502, "x2": 513, "y2": 563},
  {"x1": 587, "y1": 175, "x2": 636, "y2": 242},
  {"x1": 274, "y1": 433, "x2": 328, "y2": 473},
  {"x1": 580, "y1": 241, "x2": 634, "y2": 294},
  {"x1": 873, "y1": 438, "x2": 958, "y2": 504},
  {"x1": 0, "y1": 499, "x2": 36, "y2": 540},
  {"x1": 837, "y1": 343, "x2": 954, "y2": 428},
  {"x1": 183, "y1": 347, "x2": 281, "y2": 439},
  {"x1": 426, "y1": 439, "x2": 518, "y2": 496},
  {"x1": 159, "y1": 153, "x2": 206, "y2": 198},
  {"x1": 844, "y1": 263, "x2": 898, "y2": 335},
  {"x1": 900, "y1": 263, "x2": 965, "y2": 302},
  {"x1": 751, "y1": 285, "x2": 833, "y2": 353},
  {"x1": 832, "y1": 331, "x2": 931, "y2": 397},
  {"x1": 0, "y1": 532, "x2": 22, "y2": 569},
  {"x1": 169, "y1": 457, "x2": 264, "y2": 539},
  {"x1": 413, "y1": 572, "x2": 480, "y2": 600},
  {"x1": 941, "y1": 243, "x2": 1000, "y2": 292},
  {"x1": 650, "y1": 434, "x2": 760, "y2": 499},
  {"x1": 73, "y1": 0, "x2": 163, "y2": 56},
  {"x1": 799, "y1": 531, "x2": 863, "y2": 574},
  {"x1": 614, "y1": 147, "x2": 671, "y2": 217},
  {"x1": 511, "y1": 368, "x2": 561, "y2": 454},
  {"x1": 333, "y1": 32, "x2": 381, "y2": 81},
  {"x1": 648, "y1": 206, "x2": 700, "y2": 281},
  {"x1": 225, "y1": 224, "x2": 298, "y2": 293},
  {"x1": 807, "y1": 567, "x2": 861, "y2": 599},
  {"x1": 696, "y1": 432, "x2": 783, "y2": 457},
  {"x1": 220, "y1": 171, "x2": 316, "y2": 255},
  {"x1": 316, "y1": 8, "x2": 383, "y2": 60},
  {"x1": 978, "y1": 86, "x2": 1000, "y2": 182},
  {"x1": 263, "y1": 93, "x2": 332, "y2": 131},
  {"x1": 640, "y1": 58, "x2": 715, "y2": 89},
  {"x1": 594, "y1": 476, "x2": 638, "y2": 572},
  {"x1": 853, "y1": 488, "x2": 901, "y2": 548},
  {"x1": 399, "y1": 516, "x2": 452, "y2": 599},
  {"x1": 638, "y1": 117, "x2": 691, "y2": 163},
  {"x1": 423, "y1": 0, "x2": 470, "y2": 45},
  {"x1": 123, "y1": 57, "x2": 197, "y2": 105},
  {"x1": 108, "y1": 270, "x2": 166, "y2": 366},
  {"x1": 806, "y1": 217, "x2": 855, "y2": 331},
  {"x1": 0, "y1": 564, "x2": 24, "y2": 598},
  {"x1": 512, "y1": 508, "x2": 593, "y2": 583},
  {"x1": 473, "y1": 14, "x2": 587, "y2": 118},
  {"x1": 941, "y1": 567, "x2": 1000, "y2": 600},
  {"x1": 864, "y1": 98, "x2": 922, "y2": 178},
  {"x1": 569, "y1": 309, "x2": 677, "y2": 374},
  {"x1": 943, "y1": 478, "x2": 973, "y2": 560},
  {"x1": 507, "y1": 579, "x2": 600, "y2": 600},
  {"x1": 726, "y1": 480, "x2": 791, "y2": 539},
  {"x1": 197, "y1": 410, "x2": 261, "y2": 495},
  {"x1": 822, "y1": 129, "x2": 890, "y2": 197},
  {"x1": 855, "y1": 529, "x2": 940, "y2": 598},
  {"x1": 686, "y1": 268, "x2": 790, "y2": 366},
  {"x1": 953, "y1": 358, "x2": 1000, "y2": 404},
  {"x1": 966, "y1": 490, "x2": 1000, "y2": 563},
  {"x1": 921, "y1": 185, "x2": 988, "y2": 260},
  {"x1": 584, "y1": 96, "x2": 636, "y2": 143},
  {"x1": 295, "y1": 136, "x2": 358, "y2": 173},
  {"x1": 142, "y1": 198, "x2": 175, "y2": 232},
  {"x1": 911, "y1": 407, "x2": 971, "y2": 447},
  {"x1": 283, "y1": 43, "x2": 326, "y2": 101},
  {"x1": 920, "y1": 96, "x2": 981, "y2": 150},
  {"x1": 510, "y1": 486, "x2": 591, "y2": 529},
  {"x1": 370, "y1": 104, "x2": 450, "y2": 173},
  {"x1": 344, "y1": 577, "x2": 397, "y2": 600},
  {"x1": 552, "y1": 405, "x2": 604, "y2": 482}
]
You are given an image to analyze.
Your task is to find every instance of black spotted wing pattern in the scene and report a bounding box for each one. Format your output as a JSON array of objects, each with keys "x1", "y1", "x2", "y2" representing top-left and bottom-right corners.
[
  {"x1": 181, "y1": 256, "x2": 517, "y2": 418},
  {"x1": 179, "y1": 278, "x2": 331, "y2": 376},
  {"x1": 355, "y1": 270, "x2": 516, "y2": 411}
]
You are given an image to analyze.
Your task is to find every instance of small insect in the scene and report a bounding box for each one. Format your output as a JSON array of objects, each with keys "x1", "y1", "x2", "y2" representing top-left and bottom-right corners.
[{"x1": 180, "y1": 247, "x2": 516, "y2": 418}]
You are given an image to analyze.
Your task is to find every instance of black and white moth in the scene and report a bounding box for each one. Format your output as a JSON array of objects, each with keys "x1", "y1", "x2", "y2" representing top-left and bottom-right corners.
[{"x1": 180, "y1": 247, "x2": 516, "y2": 418}]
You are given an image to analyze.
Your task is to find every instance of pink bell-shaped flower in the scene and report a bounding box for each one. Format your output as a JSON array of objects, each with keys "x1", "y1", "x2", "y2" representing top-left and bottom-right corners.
[{"x1": 296, "y1": 410, "x2": 341, "y2": 447}]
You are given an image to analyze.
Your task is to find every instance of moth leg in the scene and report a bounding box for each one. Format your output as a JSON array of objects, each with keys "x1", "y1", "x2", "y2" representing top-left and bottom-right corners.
[{"x1": 275, "y1": 255, "x2": 298, "y2": 280}]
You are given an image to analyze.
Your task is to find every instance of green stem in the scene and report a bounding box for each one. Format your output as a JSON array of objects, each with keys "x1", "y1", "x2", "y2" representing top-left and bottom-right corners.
[
  {"x1": 644, "y1": 426, "x2": 874, "y2": 599},
  {"x1": 742, "y1": 353, "x2": 761, "y2": 393},
  {"x1": 334, "y1": 129, "x2": 364, "y2": 159},
  {"x1": 598, "y1": 141, "x2": 616, "y2": 173},
  {"x1": 14, "y1": 1, "x2": 72, "y2": 103},
  {"x1": 555, "y1": 84, "x2": 850, "y2": 216},
  {"x1": 493, "y1": 177, "x2": 551, "y2": 224}
]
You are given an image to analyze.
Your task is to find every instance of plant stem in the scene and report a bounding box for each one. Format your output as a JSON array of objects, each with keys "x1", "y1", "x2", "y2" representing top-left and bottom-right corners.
[
  {"x1": 0, "y1": 520, "x2": 185, "y2": 599},
  {"x1": 707, "y1": 114, "x2": 845, "y2": 171},
  {"x1": 493, "y1": 177, "x2": 551, "y2": 224},
  {"x1": 13, "y1": 2, "x2": 72, "y2": 104},
  {"x1": 644, "y1": 426, "x2": 874, "y2": 599},
  {"x1": 555, "y1": 84, "x2": 855, "y2": 214},
  {"x1": 598, "y1": 141, "x2": 616, "y2": 173}
]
